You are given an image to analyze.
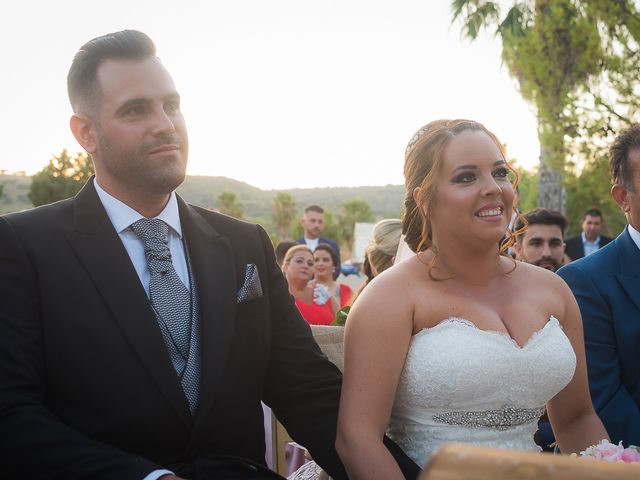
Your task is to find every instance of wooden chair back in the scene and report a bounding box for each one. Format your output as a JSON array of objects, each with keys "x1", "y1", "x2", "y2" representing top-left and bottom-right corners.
[{"x1": 420, "y1": 443, "x2": 640, "y2": 480}]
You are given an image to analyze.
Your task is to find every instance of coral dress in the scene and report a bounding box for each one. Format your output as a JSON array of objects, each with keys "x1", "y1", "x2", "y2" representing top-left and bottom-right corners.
[{"x1": 295, "y1": 299, "x2": 334, "y2": 325}]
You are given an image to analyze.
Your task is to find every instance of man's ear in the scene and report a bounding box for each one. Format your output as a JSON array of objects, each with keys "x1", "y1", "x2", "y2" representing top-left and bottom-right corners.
[
  {"x1": 611, "y1": 184, "x2": 630, "y2": 213},
  {"x1": 69, "y1": 114, "x2": 98, "y2": 154}
]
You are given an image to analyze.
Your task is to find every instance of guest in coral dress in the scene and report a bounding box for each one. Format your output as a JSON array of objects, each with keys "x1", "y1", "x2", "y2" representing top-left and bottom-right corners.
[
  {"x1": 313, "y1": 244, "x2": 352, "y2": 308},
  {"x1": 282, "y1": 245, "x2": 335, "y2": 325}
]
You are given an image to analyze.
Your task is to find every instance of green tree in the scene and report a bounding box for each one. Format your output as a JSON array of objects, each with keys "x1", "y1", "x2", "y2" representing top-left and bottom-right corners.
[
  {"x1": 337, "y1": 198, "x2": 375, "y2": 253},
  {"x1": 565, "y1": 153, "x2": 626, "y2": 238},
  {"x1": 216, "y1": 190, "x2": 244, "y2": 219},
  {"x1": 29, "y1": 150, "x2": 94, "y2": 207},
  {"x1": 0, "y1": 183, "x2": 4, "y2": 199},
  {"x1": 452, "y1": 0, "x2": 640, "y2": 212},
  {"x1": 272, "y1": 192, "x2": 297, "y2": 240}
]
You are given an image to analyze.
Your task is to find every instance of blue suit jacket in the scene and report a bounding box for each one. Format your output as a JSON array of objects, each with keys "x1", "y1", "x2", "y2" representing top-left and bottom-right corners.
[{"x1": 557, "y1": 227, "x2": 640, "y2": 446}]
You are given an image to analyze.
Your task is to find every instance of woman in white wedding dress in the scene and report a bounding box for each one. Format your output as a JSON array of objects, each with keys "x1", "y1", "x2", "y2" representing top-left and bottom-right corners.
[{"x1": 335, "y1": 119, "x2": 608, "y2": 479}]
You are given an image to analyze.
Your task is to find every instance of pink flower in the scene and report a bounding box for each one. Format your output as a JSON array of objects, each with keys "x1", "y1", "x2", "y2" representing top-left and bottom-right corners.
[
  {"x1": 620, "y1": 448, "x2": 640, "y2": 463},
  {"x1": 579, "y1": 440, "x2": 640, "y2": 463},
  {"x1": 592, "y1": 440, "x2": 623, "y2": 462}
]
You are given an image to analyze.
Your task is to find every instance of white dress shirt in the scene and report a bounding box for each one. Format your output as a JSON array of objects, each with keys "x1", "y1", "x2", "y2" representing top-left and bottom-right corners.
[
  {"x1": 94, "y1": 179, "x2": 184, "y2": 480},
  {"x1": 94, "y1": 179, "x2": 190, "y2": 295},
  {"x1": 581, "y1": 232, "x2": 602, "y2": 257},
  {"x1": 627, "y1": 224, "x2": 640, "y2": 251},
  {"x1": 304, "y1": 236, "x2": 319, "y2": 251}
]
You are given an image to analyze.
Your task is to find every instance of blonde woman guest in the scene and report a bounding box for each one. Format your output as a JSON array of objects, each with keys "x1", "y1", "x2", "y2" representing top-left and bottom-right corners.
[
  {"x1": 336, "y1": 119, "x2": 607, "y2": 479},
  {"x1": 351, "y1": 219, "x2": 403, "y2": 304},
  {"x1": 283, "y1": 245, "x2": 334, "y2": 325},
  {"x1": 313, "y1": 244, "x2": 352, "y2": 309},
  {"x1": 368, "y1": 219, "x2": 402, "y2": 276}
]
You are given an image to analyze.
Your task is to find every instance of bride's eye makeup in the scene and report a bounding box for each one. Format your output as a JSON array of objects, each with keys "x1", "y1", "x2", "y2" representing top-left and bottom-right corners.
[
  {"x1": 451, "y1": 171, "x2": 476, "y2": 183},
  {"x1": 492, "y1": 167, "x2": 509, "y2": 179}
]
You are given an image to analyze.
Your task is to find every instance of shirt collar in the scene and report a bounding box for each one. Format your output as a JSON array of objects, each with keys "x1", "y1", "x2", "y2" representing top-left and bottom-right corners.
[
  {"x1": 581, "y1": 232, "x2": 600, "y2": 245},
  {"x1": 627, "y1": 224, "x2": 640, "y2": 252},
  {"x1": 94, "y1": 178, "x2": 183, "y2": 238}
]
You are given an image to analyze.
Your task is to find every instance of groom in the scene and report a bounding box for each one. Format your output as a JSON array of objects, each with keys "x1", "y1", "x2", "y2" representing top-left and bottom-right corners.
[
  {"x1": 558, "y1": 124, "x2": 640, "y2": 446},
  {"x1": 0, "y1": 30, "x2": 420, "y2": 479}
]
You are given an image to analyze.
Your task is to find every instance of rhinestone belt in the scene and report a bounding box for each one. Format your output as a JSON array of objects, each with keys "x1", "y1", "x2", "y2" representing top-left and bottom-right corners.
[{"x1": 432, "y1": 406, "x2": 546, "y2": 431}]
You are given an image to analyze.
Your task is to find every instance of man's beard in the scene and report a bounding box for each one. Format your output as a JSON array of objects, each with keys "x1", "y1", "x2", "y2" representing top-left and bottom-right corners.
[
  {"x1": 98, "y1": 130, "x2": 187, "y2": 195},
  {"x1": 533, "y1": 256, "x2": 562, "y2": 272}
]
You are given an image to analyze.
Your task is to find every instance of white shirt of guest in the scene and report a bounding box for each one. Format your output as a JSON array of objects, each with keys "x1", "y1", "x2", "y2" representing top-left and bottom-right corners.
[
  {"x1": 305, "y1": 236, "x2": 319, "y2": 251},
  {"x1": 95, "y1": 180, "x2": 187, "y2": 480},
  {"x1": 581, "y1": 232, "x2": 602, "y2": 257},
  {"x1": 627, "y1": 224, "x2": 640, "y2": 251},
  {"x1": 94, "y1": 179, "x2": 190, "y2": 295}
]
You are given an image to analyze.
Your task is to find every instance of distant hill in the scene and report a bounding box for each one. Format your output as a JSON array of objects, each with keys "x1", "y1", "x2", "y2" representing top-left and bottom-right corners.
[{"x1": 0, "y1": 174, "x2": 405, "y2": 222}]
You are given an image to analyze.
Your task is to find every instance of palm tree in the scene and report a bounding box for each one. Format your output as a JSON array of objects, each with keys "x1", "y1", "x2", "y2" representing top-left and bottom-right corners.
[
  {"x1": 272, "y1": 192, "x2": 297, "y2": 240},
  {"x1": 451, "y1": 0, "x2": 640, "y2": 212}
]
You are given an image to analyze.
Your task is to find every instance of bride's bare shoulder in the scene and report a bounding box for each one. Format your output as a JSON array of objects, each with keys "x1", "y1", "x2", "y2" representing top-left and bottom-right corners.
[
  {"x1": 508, "y1": 259, "x2": 571, "y2": 294},
  {"x1": 349, "y1": 257, "x2": 426, "y2": 321}
]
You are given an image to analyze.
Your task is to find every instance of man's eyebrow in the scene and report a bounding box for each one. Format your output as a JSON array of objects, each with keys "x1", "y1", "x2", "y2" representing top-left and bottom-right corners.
[
  {"x1": 116, "y1": 98, "x2": 151, "y2": 114},
  {"x1": 116, "y1": 93, "x2": 180, "y2": 115}
]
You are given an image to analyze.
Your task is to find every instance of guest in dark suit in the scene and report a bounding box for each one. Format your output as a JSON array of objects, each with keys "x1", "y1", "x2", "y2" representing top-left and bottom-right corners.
[
  {"x1": 564, "y1": 208, "x2": 612, "y2": 261},
  {"x1": 513, "y1": 208, "x2": 567, "y2": 273},
  {"x1": 558, "y1": 124, "x2": 640, "y2": 447},
  {"x1": 0, "y1": 30, "x2": 419, "y2": 480},
  {"x1": 512, "y1": 208, "x2": 568, "y2": 450},
  {"x1": 297, "y1": 204, "x2": 341, "y2": 279}
]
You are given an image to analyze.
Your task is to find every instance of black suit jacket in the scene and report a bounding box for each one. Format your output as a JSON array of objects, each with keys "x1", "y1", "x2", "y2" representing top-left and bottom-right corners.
[
  {"x1": 0, "y1": 181, "x2": 420, "y2": 479},
  {"x1": 565, "y1": 234, "x2": 612, "y2": 261}
]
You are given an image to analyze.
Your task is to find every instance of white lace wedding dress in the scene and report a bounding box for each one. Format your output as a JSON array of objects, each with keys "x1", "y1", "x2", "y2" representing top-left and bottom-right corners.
[{"x1": 386, "y1": 316, "x2": 576, "y2": 467}]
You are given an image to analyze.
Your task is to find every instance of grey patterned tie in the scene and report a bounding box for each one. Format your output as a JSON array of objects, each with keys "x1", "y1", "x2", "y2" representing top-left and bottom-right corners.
[{"x1": 130, "y1": 218, "x2": 198, "y2": 413}]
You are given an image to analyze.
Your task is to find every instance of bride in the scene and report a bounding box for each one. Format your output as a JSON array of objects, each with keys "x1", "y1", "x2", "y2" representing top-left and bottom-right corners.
[{"x1": 335, "y1": 119, "x2": 607, "y2": 478}]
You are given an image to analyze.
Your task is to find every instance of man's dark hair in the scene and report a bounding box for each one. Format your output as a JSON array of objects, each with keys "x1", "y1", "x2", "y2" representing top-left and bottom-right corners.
[
  {"x1": 610, "y1": 124, "x2": 640, "y2": 192},
  {"x1": 67, "y1": 30, "x2": 156, "y2": 114},
  {"x1": 514, "y1": 208, "x2": 567, "y2": 241},
  {"x1": 583, "y1": 208, "x2": 603, "y2": 219},
  {"x1": 275, "y1": 240, "x2": 298, "y2": 267},
  {"x1": 304, "y1": 204, "x2": 324, "y2": 215}
]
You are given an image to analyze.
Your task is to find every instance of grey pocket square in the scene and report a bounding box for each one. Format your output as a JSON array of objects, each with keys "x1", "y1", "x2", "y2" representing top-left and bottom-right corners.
[{"x1": 237, "y1": 263, "x2": 263, "y2": 303}]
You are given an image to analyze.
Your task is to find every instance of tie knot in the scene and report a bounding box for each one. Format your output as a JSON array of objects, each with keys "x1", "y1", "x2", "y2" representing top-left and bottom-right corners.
[
  {"x1": 130, "y1": 218, "x2": 170, "y2": 244},
  {"x1": 130, "y1": 218, "x2": 172, "y2": 273}
]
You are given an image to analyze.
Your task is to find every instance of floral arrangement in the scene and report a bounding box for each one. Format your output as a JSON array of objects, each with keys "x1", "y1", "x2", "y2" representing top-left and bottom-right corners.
[
  {"x1": 312, "y1": 283, "x2": 331, "y2": 305},
  {"x1": 576, "y1": 439, "x2": 640, "y2": 463},
  {"x1": 332, "y1": 306, "x2": 350, "y2": 326}
]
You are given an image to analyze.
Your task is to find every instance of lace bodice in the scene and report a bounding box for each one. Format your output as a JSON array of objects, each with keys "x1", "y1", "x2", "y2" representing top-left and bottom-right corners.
[{"x1": 387, "y1": 316, "x2": 576, "y2": 466}]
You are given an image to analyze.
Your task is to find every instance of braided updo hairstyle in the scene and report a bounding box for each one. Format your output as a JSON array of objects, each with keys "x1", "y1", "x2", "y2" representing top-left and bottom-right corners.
[{"x1": 402, "y1": 119, "x2": 519, "y2": 254}]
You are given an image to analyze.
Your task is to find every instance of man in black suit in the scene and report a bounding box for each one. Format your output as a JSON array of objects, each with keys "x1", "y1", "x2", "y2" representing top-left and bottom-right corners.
[
  {"x1": 565, "y1": 208, "x2": 612, "y2": 261},
  {"x1": 0, "y1": 31, "x2": 418, "y2": 480}
]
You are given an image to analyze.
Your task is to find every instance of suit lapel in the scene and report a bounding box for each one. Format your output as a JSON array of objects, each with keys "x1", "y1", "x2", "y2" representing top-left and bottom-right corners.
[
  {"x1": 177, "y1": 199, "x2": 238, "y2": 426},
  {"x1": 614, "y1": 228, "x2": 640, "y2": 313},
  {"x1": 64, "y1": 181, "x2": 193, "y2": 429}
]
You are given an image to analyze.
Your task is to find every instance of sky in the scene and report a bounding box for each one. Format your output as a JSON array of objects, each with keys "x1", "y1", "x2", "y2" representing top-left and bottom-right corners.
[{"x1": 0, "y1": 0, "x2": 540, "y2": 190}]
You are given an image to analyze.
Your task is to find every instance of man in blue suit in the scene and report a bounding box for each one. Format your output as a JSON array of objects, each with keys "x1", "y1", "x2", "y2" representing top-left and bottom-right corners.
[{"x1": 557, "y1": 124, "x2": 640, "y2": 447}]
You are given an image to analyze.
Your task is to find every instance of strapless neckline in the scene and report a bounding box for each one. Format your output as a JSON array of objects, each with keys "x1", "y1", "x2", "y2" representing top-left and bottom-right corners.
[
  {"x1": 414, "y1": 315, "x2": 559, "y2": 350},
  {"x1": 388, "y1": 314, "x2": 576, "y2": 466}
]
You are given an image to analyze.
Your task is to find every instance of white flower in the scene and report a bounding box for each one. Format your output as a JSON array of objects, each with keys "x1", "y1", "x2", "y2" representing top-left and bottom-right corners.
[{"x1": 313, "y1": 283, "x2": 331, "y2": 305}]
